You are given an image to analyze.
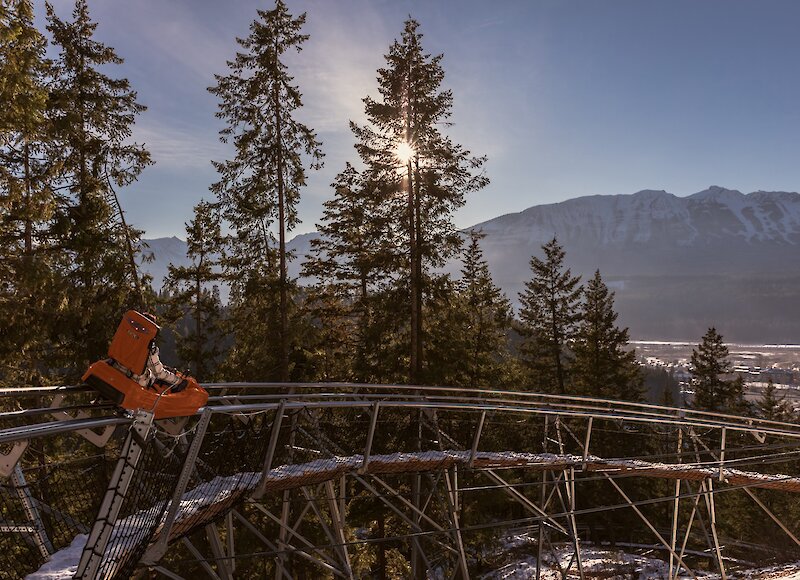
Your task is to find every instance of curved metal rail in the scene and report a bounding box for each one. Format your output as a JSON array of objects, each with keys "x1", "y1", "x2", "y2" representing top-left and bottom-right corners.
[{"x1": 6, "y1": 382, "x2": 800, "y2": 579}]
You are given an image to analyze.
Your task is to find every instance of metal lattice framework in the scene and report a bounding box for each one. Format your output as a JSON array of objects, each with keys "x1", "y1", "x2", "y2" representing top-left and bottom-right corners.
[{"x1": 3, "y1": 383, "x2": 800, "y2": 579}]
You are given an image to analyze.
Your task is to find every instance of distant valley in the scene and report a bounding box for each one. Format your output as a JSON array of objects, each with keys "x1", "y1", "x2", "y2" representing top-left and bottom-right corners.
[{"x1": 142, "y1": 186, "x2": 800, "y2": 344}]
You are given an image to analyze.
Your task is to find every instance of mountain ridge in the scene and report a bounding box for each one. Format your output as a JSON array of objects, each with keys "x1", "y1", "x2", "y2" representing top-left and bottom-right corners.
[{"x1": 141, "y1": 187, "x2": 800, "y2": 342}]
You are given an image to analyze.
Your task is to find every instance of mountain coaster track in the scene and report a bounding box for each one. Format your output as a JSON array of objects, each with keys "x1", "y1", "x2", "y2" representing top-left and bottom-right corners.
[{"x1": 3, "y1": 383, "x2": 800, "y2": 578}]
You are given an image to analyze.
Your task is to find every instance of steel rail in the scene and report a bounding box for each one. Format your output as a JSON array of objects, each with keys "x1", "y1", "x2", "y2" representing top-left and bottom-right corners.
[
  {"x1": 201, "y1": 399, "x2": 800, "y2": 440},
  {"x1": 4, "y1": 381, "x2": 798, "y2": 434},
  {"x1": 205, "y1": 391, "x2": 800, "y2": 436},
  {"x1": 2, "y1": 388, "x2": 800, "y2": 445},
  {"x1": 202, "y1": 382, "x2": 800, "y2": 433},
  {"x1": 0, "y1": 416, "x2": 129, "y2": 445}
]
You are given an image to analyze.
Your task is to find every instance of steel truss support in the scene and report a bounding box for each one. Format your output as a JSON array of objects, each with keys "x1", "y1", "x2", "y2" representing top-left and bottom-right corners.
[
  {"x1": 554, "y1": 417, "x2": 583, "y2": 579},
  {"x1": 48, "y1": 394, "x2": 116, "y2": 447},
  {"x1": 701, "y1": 478, "x2": 726, "y2": 579},
  {"x1": 352, "y1": 473, "x2": 454, "y2": 564},
  {"x1": 205, "y1": 522, "x2": 233, "y2": 580},
  {"x1": 687, "y1": 428, "x2": 726, "y2": 579},
  {"x1": 254, "y1": 401, "x2": 285, "y2": 499},
  {"x1": 248, "y1": 497, "x2": 348, "y2": 577},
  {"x1": 677, "y1": 480, "x2": 703, "y2": 574},
  {"x1": 743, "y1": 487, "x2": 800, "y2": 547},
  {"x1": 143, "y1": 408, "x2": 213, "y2": 565},
  {"x1": 669, "y1": 427, "x2": 683, "y2": 580},
  {"x1": 11, "y1": 465, "x2": 53, "y2": 558},
  {"x1": 603, "y1": 473, "x2": 696, "y2": 579},
  {"x1": 75, "y1": 410, "x2": 154, "y2": 579},
  {"x1": 443, "y1": 468, "x2": 469, "y2": 578}
]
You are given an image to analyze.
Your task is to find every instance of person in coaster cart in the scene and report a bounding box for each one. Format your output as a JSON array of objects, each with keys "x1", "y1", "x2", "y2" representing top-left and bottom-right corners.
[
  {"x1": 131, "y1": 312, "x2": 188, "y2": 393},
  {"x1": 83, "y1": 309, "x2": 208, "y2": 419}
]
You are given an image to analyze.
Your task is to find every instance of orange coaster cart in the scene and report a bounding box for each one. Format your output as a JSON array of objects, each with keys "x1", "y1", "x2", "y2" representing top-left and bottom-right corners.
[{"x1": 82, "y1": 310, "x2": 208, "y2": 419}]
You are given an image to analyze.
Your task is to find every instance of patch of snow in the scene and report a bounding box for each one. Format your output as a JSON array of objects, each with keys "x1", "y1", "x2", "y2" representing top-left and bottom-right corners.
[{"x1": 25, "y1": 534, "x2": 87, "y2": 580}]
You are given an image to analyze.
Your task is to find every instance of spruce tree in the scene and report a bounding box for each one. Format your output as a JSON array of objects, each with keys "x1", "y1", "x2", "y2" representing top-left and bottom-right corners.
[
  {"x1": 349, "y1": 19, "x2": 488, "y2": 383},
  {"x1": 434, "y1": 231, "x2": 511, "y2": 388},
  {"x1": 303, "y1": 164, "x2": 391, "y2": 381},
  {"x1": 163, "y1": 201, "x2": 226, "y2": 379},
  {"x1": 209, "y1": 0, "x2": 322, "y2": 382},
  {"x1": 518, "y1": 238, "x2": 582, "y2": 394},
  {"x1": 46, "y1": 0, "x2": 151, "y2": 377},
  {"x1": 0, "y1": 0, "x2": 62, "y2": 384},
  {"x1": 572, "y1": 270, "x2": 642, "y2": 401},
  {"x1": 756, "y1": 378, "x2": 792, "y2": 422},
  {"x1": 690, "y1": 327, "x2": 744, "y2": 413}
]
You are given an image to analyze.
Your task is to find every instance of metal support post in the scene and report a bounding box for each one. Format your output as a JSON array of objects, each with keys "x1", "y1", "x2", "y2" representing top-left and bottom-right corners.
[
  {"x1": 324, "y1": 480, "x2": 354, "y2": 579},
  {"x1": 249, "y1": 501, "x2": 344, "y2": 574},
  {"x1": 582, "y1": 417, "x2": 593, "y2": 468},
  {"x1": 143, "y1": 408, "x2": 213, "y2": 565},
  {"x1": 678, "y1": 481, "x2": 703, "y2": 573},
  {"x1": 702, "y1": 479, "x2": 726, "y2": 579},
  {"x1": 206, "y1": 522, "x2": 233, "y2": 580},
  {"x1": 484, "y1": 469, "x2": 568, "y2": 535},
  {"x1": 669, "y1": 427, "x2": 683, "y2": 580},
  {"x1": 443, "y1": 469, "x2": 469, "y2": 578},
  {"x1": 11, "y1": 465, "x2": 53, "y2": 558},
  {"x1": 75, "y1": 410, "x2": 154, "y2": 580},
  {"x1": 226, "y1": 511, "x2": 236, "y2": 576},
  {"x1": 300, "y1": 486, "x2": 347, "y2": 571},
  {"x1": 603, "y1": 473, "x2": 696, "y2": 579},
  {"x1": 360, "y1": 402, "x2": 380, "y2": 474},
  {"x1": 182, "y1": 537, "x2": 222, "y2": 580},
  {"x1": 719, "y1": 427, "x2": 726, "y2": 482},
  {"x1": 469, "y1": 411, "x2": 486, "y2": 468},
  {"x1": 743, "y1": 487, "x2": 800, "y2": 547},
  {"x1": 565, "y1": 467, "x2": 584, "y2": 579},
  {"x1": 254, "y1": 401, "x2": 286, "y2": 499}
]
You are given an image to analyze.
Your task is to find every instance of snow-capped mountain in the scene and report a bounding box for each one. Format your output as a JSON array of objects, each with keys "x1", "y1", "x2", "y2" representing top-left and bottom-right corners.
[
  {"x1": 142, "y1": 187, "x2": 800, "y2": 342},
  {"x1": 474, "y1": 186, "x2": 800, "y2": 278}
]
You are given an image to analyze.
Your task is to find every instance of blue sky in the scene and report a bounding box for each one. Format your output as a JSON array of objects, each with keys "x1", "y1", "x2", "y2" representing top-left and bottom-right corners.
[{"x1": 37, "y1": 0, "x2": 800, "y2": 239}]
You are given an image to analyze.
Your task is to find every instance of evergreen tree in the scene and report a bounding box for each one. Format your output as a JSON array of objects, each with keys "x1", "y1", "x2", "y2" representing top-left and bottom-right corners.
[
  {"x1": 349, "y1": 19, "x2": 488, "y2": 383},
  {"x1": 756, "y1": 377, "x2": 792, "y2": 422},
  {"x1": 209, "y1": 0, "x2": 323, "y2": 382},
  {"x1": 0, "y1": 0, "x2": 62, "y2": 384},
  {"x1": 690, "y1": 327, "x2": 744, "y2": 413},
  {"x1": 432, "y1": 231, "x2": 511, "y2": 388},
  {"x1": 302, "y1": 164, "x2": 391, "y2": 381},
  {"x1": 163, "y1": 201, "x2": 226, "y2": 379},
  {"x1": 572, "y1": 270, "x2": 642, "y2": 401},
  {"x1": 518, "y1": 238, "x2": 582, "y2": 394},
  {"x1": 46, "y1": 0, "x2": 151, "y2": 377}
]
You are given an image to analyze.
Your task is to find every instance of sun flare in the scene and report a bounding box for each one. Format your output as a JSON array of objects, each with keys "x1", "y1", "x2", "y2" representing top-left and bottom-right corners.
[{"x1": 394, "y1": 140, "x2": 415, "y2": 165}]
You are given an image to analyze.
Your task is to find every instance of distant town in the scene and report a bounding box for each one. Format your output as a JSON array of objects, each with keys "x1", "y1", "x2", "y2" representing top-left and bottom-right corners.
[{"x1": 635, "y1": 340, "x2": 800, "y2": 408}]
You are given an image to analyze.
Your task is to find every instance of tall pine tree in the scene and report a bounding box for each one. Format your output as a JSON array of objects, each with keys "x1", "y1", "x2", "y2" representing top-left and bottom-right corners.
[
  {"x1": 303, "y1": 164, "x2": 392, "y2": 381},
  {"x1": 47, "y1": 0, "x2": 151, "y2": 377},
  {"x1": 349, "y1": 19, "x2": 488, "y2": 383},
  {"x1": 518, "y1": 238, "x2": 582, "y2": 394},
  {"x1": 163, "y1": 201, "x2": 226, "y2": 379},
  {"x1": 0, "y1": 0, "x2": 62, "y2": 385},
  {"x1": 690, "y1": 327, "x2": 745, "y2": 413},
  {"x1": 431, "y1": 231, "x2": 511, "y2": 388},
  {"x1": 572, "y1": 270, "x2": 641, "y2": 401},
  {"x1": 756, "y1": 378, "x2": 792, "y2": 422},
  {"x1": 209, "y1": 0, "x2": 322, "y2": 382}
]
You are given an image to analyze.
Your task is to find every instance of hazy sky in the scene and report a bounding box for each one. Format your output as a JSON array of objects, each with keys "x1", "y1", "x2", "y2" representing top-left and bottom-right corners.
[{"x1": 36, "y1": 0, "x2": 800, "y2": 238}]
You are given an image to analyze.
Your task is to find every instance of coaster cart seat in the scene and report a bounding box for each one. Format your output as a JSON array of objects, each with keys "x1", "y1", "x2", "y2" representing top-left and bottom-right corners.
[{"x1": 82, "y1": 310, "x2": 208, "y2": 419}]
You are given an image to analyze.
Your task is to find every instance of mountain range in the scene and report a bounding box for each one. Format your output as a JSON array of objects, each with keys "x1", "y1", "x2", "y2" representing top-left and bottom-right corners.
[{"x1": 142, "y1": 186, "x2": 800, "y2": 344}]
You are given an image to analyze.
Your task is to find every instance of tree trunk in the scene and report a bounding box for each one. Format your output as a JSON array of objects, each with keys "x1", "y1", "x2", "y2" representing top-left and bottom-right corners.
[
  {"x1": 273, "y1": 70, "x2": 290, "y2": 383},
  {"x1": 407, "y1": 160, "x2": 418, "y2": 385}
]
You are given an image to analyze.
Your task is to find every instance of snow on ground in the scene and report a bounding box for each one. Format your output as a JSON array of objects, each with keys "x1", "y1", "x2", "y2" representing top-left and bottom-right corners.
[
  {"x1": 482, "y1": 538, "x2": 800, "y2": 580},
  {"x1": 25, "y1": 534, "x2": 86, "y2": 580}
]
